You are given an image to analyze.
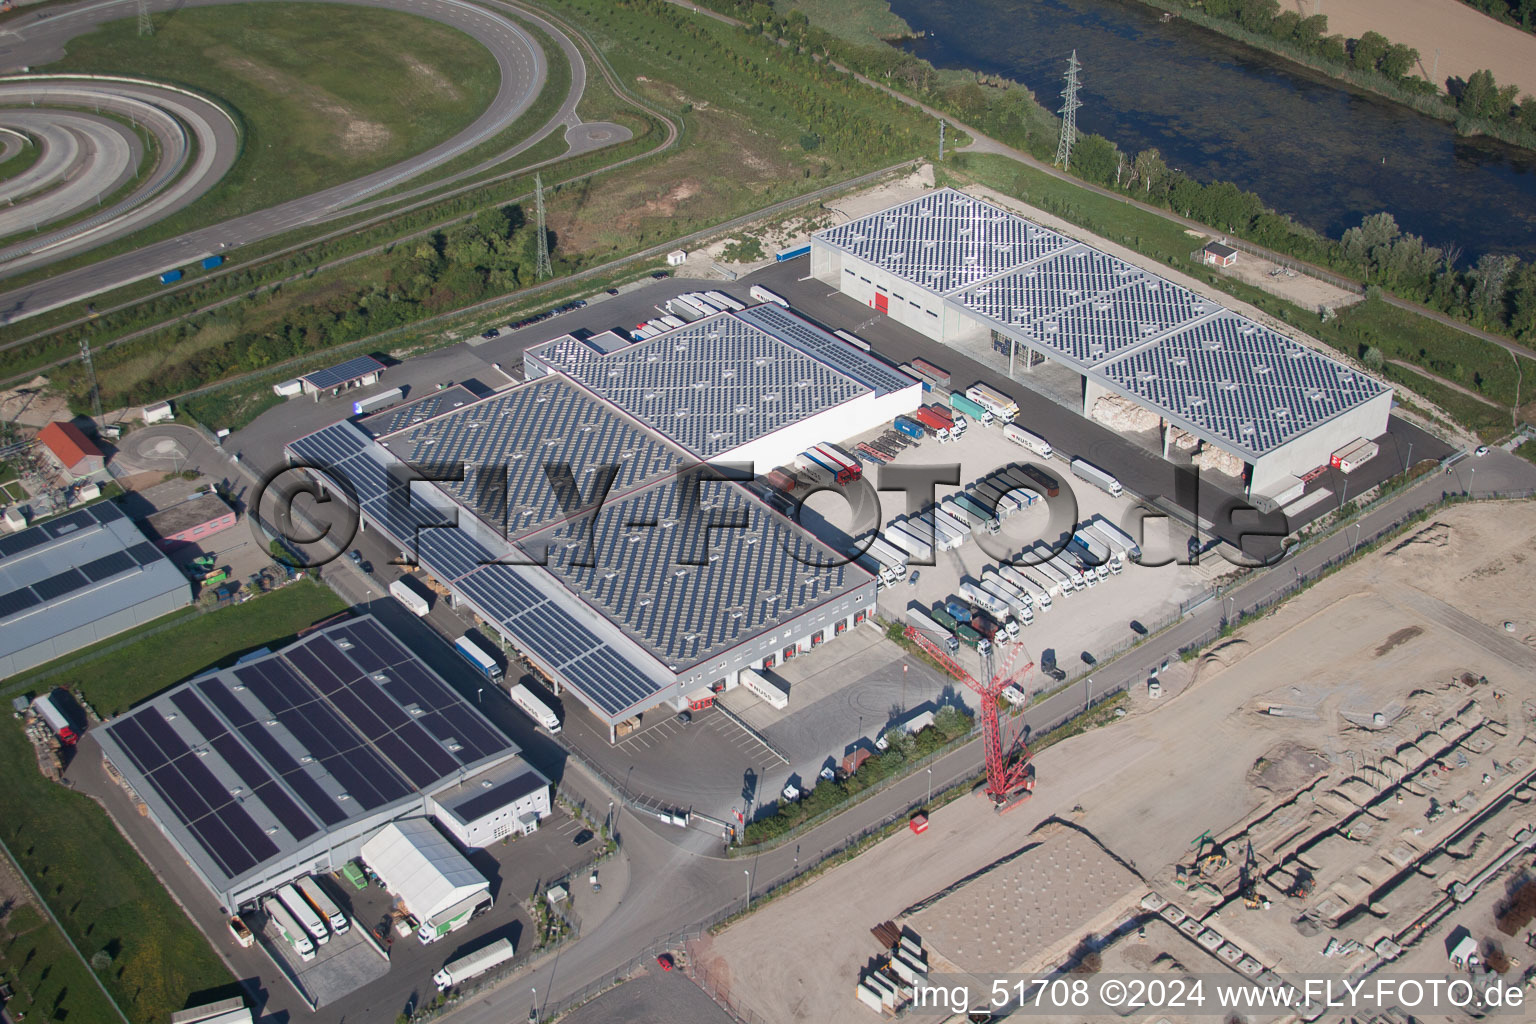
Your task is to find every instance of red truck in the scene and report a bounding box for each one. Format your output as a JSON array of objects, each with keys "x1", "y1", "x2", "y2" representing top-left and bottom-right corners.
[
  {"x1": 970, "y1": 613, "x2": 1001, "y2": 642},
  {"x1": 913, "y1": 407, "x2": 950, "y2": 433}
]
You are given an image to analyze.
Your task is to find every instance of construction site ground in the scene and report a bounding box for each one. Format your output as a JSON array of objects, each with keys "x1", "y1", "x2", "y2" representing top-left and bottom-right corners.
[{"x1": 702, "y1": 499, "x2": 1536, "y2": 1024}]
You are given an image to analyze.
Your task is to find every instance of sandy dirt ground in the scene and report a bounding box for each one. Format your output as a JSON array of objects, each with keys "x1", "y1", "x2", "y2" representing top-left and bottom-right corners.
[
  {"x1": 1206, "y1": 247, "x2": 1362, "y2": 314},
  {"x1": 705, "y1": 499, "x2": 1536, "y2": 1024},
  {"x1": 1287, "y1": 0, "x2": 1536, "y2": 98}
]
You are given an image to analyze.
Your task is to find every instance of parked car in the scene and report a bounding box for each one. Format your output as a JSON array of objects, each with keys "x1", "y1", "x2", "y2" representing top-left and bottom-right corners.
[
  {"x1": 573, "y1": 829, "x2": 594, "y2": 845},
  {"x1": 676, "y1": 710, "x2": 692, "y2": 725},
  {"x1": 1475, "y1": 445, "x2": 1490, "y2": 457}
]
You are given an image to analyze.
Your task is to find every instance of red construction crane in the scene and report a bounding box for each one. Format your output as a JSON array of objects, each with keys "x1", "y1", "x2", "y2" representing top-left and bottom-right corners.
[{"x1": 903, "y1": 623, "x2": 1036, "y2": 809}]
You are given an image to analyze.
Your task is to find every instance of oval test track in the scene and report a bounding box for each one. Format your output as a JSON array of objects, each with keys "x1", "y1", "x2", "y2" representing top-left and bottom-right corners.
[{"x1": 0, "y1": 0, "x2": 575, "y2": 322}]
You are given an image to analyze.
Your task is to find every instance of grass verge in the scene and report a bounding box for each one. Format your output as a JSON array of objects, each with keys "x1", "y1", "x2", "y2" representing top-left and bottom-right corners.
[{"x1": 0, "y1": 900, "x2": 124, "y2": 1024}]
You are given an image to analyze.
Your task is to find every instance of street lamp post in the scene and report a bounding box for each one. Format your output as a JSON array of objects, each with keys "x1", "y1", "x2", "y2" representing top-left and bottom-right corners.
[
  {"x1": 477, "y1": 687, "x2": 484, "y2": 704},
  {"x1": 529, "y1": 987, "x2": 537, "y2": 1024},
  {"x1": 926, "y1": 767, "x2": 933, "y2": 805},
  {"x1": 743, "y1": 868, "x2": 751, "y2": 911},
  {"x1": 1350, "y1": 522, "x2": 1362, "y2": 558}
]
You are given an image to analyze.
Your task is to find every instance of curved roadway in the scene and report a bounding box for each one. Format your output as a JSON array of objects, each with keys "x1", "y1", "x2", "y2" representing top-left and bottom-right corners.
[{"x1": 0, "y1": 0, "x2": 582, "y2": 321}]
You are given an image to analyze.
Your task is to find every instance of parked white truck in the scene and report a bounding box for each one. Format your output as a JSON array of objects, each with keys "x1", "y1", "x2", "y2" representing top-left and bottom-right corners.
[
  {"x1": 509, "y1": 683, "x2": 561, "y2": 733},
  {"x1": 389, "y1": 577, "x2": 430, "y2": 617},
  {"x1": 434, "y1": 937, "x2": 516, "y2": 990},
  {"x1": 999, "y1": 565, "x2": 1052, "y2": 610},
  {"x1": 1070, "y1": 457, "x2": 1123, "y2": 498}
]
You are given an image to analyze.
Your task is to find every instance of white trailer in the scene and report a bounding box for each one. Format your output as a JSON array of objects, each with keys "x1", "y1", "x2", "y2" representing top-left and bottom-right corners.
[
  {"x1": 1054, "y1": 552, "x2": 1091, "y2": 588},
  {"x1": 1070, "y1": 458, "x2": 1124, "y2": 498},
  {"x1": 981, "y1": 569, "x2": 1031, "y2": 609},
  {"x1": 749, "y1": 285, "x2": 789, "y2": 307},
  {"x1": 865, "y1": 536, "x2": 909, "y2": 576},
  {"x1": 981, "y1": 575, "x2": 1031, "y2": 618},
  {"x1": 265, "y1": 897, "x2": 316, "y2": 962},
  {"x1": 883, "y1": 522, "x2": 932, "y2": 561},
  {"x1": 906, "y1": 608, "x2": 958, "y2": 653},
  {"x1": 277, "y1": 883, "x2": 329, "y2": 945},
  {"x1": 958, "y1": 580, "x2": 1010, "y2": 618},
  {"x1": 667, "y1": 296, "x2": 709, "y2": 320},
  {"x1": 434, "y1": 937, "x2": 516, "y2": 991},
  {"x1": 999, "y1": 565, "x2": 1051, "y2": 610},
  {"x1": 509, "y1": 683, "x2": 561, "y2": 733},
  {"x1": 295, "y1": 877, "x2": 349, "y2": 934},
  {"x1": 658, "y1": 314, "x2": 686, "y2": 330},
  {"x1": 1087, "y1": 517, "x2": 1141, "y2": 562},
  {"x1": 834, "y1": 329, "x2": 871, "y2": 352},
  {"x1": 353, "y1": 387, "x2": 403, "y2": 416},
  {"x1": 740, "y1": 668, "x2": 789, "y2": 709},
  {"x1": 1002, "y1": 423, "x2": 1053, "y2": 458},
  {"x1": 389, "y1": 577, "x2": 431, "y2": 617},
  {"x1": 1073, "y1": 531, "x2": 1117, "y2": 574},
  {"x1": 931, "y1": 516, "x2": 965, "y2": 552},
  {"x1": 1031, "y1": 557, "x2": 1071, "y2": 597},
  {"x1": 703, "y1": 289, "x2": 745, "y2": 311},
  {"x1": 998, "y1": 467, "x2": 1044, "y2": 505},
  {"x1": 933, "y1": 504, "x2": 970, "y2": 537},
  {"x1": 965, "y1": 383, "x2": 1019, "y2": 422},
  {"x1": 683, "y1": 292, "x2": 724, "y2": 314}
]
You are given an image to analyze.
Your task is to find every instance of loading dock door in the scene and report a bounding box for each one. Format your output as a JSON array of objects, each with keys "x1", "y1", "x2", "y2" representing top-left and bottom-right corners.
[{"x1": 874, "y1": 292, "x2": 888, "y2": 314}]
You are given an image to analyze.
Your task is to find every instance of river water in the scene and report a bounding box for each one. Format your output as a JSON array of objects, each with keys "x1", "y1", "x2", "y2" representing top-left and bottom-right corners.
[{"x1": 891, "y1": 0, "x2": 1536, "y2": 261}]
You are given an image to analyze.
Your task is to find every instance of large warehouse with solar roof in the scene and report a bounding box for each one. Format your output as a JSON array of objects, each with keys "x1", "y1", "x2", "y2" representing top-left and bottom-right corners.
[
  {"x1": 96, "y1": 616, "x2": 547, "y2": 910},
  {"x1": 287, "y1": 307, "x2": 901, "y2": 739},
  {"x1": 811, "y1": 187, "x2": 1392, "y2": 498}
]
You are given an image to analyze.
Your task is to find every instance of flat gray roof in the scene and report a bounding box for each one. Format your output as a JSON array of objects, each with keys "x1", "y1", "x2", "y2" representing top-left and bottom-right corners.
[
  {"x1": 525, "y1": 310, "x2": 874, "y2": 459},
  {"x1": 433, "y1": 756, "x2": 548, "y2": 825},
  {"x1": 96, "y1": 616, "x2": 515, "y2": 899},
  {"x1": 0, "y1": 503, "x2": 187, "y2": 660},
  {"x1": 814, "y1": 188, "x2": 1391, "y2": 459},
  {"x1": 142, "y1": 492, "x2": 233, "y2": 539}
]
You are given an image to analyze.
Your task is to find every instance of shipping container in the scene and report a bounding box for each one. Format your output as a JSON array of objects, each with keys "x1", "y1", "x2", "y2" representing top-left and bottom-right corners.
[
  {"x1": 1002, "y1": 424, "x2": 1053, "y2": 458},
  {"x1": 911, "y1": 358, "x2": 951, "y2": 388},
  {"x1": 1006, "y1": 463, "x2": 1060, "y2": 498},
  {"x1": 764, "y1": 469, "x2": 797, "y2": 493},
  {"x1": 913, "y1": 407, "x2": 949, "y2": 433},
  {"x1": 200, "y1": 255, "x2": 224, "y2": 271},
  {"x1": 834, "y1": 329, "x2": 871, "y2": 352},
  {"x1": 949, "y1": 393, "x2": 992, "y2": 427},
  {"x1": 893, "y1": 416, "x2": 924, "y2": 439},
  {"x1": 775, "y1": 244, "x2": 811, "y2": 261},
  {"x1": 925, "y1": 404, "x2": 953, "y2": 427},
  {"x1": 159, "y1": 269, "x2": 183, "y2": 284}
]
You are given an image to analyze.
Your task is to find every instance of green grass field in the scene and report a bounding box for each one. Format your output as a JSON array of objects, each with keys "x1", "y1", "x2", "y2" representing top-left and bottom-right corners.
[
  {"x1": 13, "y1": 578, "x2": 345, "y2": 715},
  {"x1": 0, "y1": 902, "x2": 124, "y2": 1024},
  {"x1": 48, "y1": 2, "x2": 500, "y2": 228}
]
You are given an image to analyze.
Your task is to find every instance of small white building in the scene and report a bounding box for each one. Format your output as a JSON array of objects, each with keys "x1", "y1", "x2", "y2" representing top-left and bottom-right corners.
[
  {"x1": 665, "y1": 249, "x2": 688, "y2": 266},
  {"x1": 143, "y1": 401, "x2": 174, "y2": 424},
  {"x1": 429, "y1": 757, "x2": 552, "y2": 847},
  {"x1": 361, "y1": 818, "x2": 491, "y2": 942}
]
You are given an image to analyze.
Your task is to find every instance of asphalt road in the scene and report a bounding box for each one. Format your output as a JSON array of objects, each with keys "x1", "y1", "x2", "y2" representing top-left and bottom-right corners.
[{"x1": 0, "y1": 0, "x2": 570, "y2": 319}]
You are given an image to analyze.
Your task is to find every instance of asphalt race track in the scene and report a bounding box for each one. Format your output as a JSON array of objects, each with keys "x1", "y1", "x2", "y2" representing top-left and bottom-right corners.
[{"x1": 0, "y1": 0, "x2": 599, "y2": 321}]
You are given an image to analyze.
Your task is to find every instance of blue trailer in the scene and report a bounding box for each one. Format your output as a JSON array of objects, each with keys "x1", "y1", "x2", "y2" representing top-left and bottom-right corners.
[
  {"x1": 893, "y1": 416, "x2": 924, "y2": 439},
  {"x1": 454, "y1": 633, "x2": 504, "y2": 680},
  {"x1": 775, "y1": 244, "x2": 811, "y2": 262},
  {"x1": 201, "y1": 255, "x2": 224, "y2": 270},
  {"x1": 159, "y1": 269, "x2": 183, "y2": 285}
]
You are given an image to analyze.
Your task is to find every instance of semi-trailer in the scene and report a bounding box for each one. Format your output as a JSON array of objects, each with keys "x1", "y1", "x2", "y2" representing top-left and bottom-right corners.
[
  {"x1": 906, "y1": 609, "x2": 958, "y2": 653},
  {"x1": 748, "y1": 285, "x2": 790, "y2": 307},
  {"x1": 925, "y1": 404, "x2": 953, "y2": 427},
  {"x1": 981, "y1": 569, "x2": 1030, "y2": 608},
  {"x1": 965, "y1": 384, "x2": 1018, "y2": 422},
  {"x1": 30, "y1": 692, "x2": 79, "y2": 744},
  {"x1": 352, "y1": 387, "x2": 403, "y2": 416},
  {"x1": 911, "y1": 359, "x2": 951, "y2": 388},
  {"x1": 434, "y1": 937, "x2": 516, "y2": 991},
  {"x1": 264, "y1": 897, "x2": 316, "y2": 962},
  {"x1": 1070, "y1": 458, "x2": 1123, "y2": 498},
  {"x1": 883, "y1": 522, "x2": 933, "y2": 561},
  {"x1": 389, "y1": 577, "x2": 430, "y2": 617},
  {"x1": 958, "y1": 580, "x2": 1010, "y2": 619},
  {"x1": 951, "y1": 493, "x2": 997, "y2": 528},
  {"x1": 955, "y1": 624, "x2": 991, "y2": 654},
  {"x1": 277, "y1": 884, "x2": 329, "y2": 945},
  {"x1": 454, "y1": 633, "x2": 504, "y2": 680},
  {"x1": 999, "y1": 565, "x2": 1052, "y2": 610},
  {"x1": 1330, "y1": 438, "x2": 1378, "y2": 473},
  {"x1": 980, "y1": 576, "x2": 1031, "y2": 619},
  {"x1": 1031, "y1": 557, "x2": 1072, "y2": 596},
  {"x1": 969, "y1": 481, "x2": 1012, "y2": 516},
  {"x1": 949, "y1": 393, "x2": 992, "y2": 427},
  {"x1": 667, "y1": 296, "x2": 709, "y2": 320},
  {"x1": 822, "y1": 442, "x2": 863, "y2": 471},
  {"x1": 794, "y1": 458, "x2": 835, "y2": 487},
  {"x1": 1002, "y1": 424, "x2": 1053, "y2": 458},
  {"x1": 933, "y1": 504, "x2": 970, "y2": 537},
  {"x1": 893, "y1": 416, "x2": 924, "y2": 439},
  {"x1": 865, "y1": 536, "x2": 910, "y2": 576},
  {"x1": 1010, "y1": 463, "x2": 1060, "y2": 497},
  {"x1": 1072, "y1": 530, "x2": 1115, "y2": 570},
  {"x1": 509, "y1": 683, "x2": 561, "y2": 732},
  {"x1": 930, "y1": 607, "x2": 960, "y2": 632},
  {"x1": 812, "y1": 444, "x2": 862, "y2": 482},
  {"x1": 657, "y1": 315, "x2": 686, "y2": 330},
  {"x1": 913, "y1": 406, "x2": 950, "y2": 433},
  {"x1": 931, "y1": 516, "x2": 966, "y2": 552},
  {"x1": 1087, "y1": 517, "x2": 1141, "y2": 562},
  {"x1": 1051, "y1": 552, "x2": 1089, "y2": 589},
  {"x1": 295, "y1": 876, "x2": 349, "y2": 934},
  {"x1": 703, "y1": 290, "x2": 744, "y2": 311}
]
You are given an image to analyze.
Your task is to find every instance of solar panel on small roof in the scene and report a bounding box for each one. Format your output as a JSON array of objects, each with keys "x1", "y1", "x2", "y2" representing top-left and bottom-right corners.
[{"x1": 300, "y1": 355, "x2": 385, "y2": 390}]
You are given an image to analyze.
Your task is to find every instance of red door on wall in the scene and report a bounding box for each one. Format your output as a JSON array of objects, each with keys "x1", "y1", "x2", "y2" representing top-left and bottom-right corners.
[{"x1": 874, "y1": 292, "x2": 888, "y2": 314}]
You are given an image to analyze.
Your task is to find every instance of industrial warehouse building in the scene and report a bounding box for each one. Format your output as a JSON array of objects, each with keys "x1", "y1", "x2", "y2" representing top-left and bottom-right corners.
[
  {"x1": 141, "y1": 491, "x2": 238, "y2": 550},
  {"x1": 37, "y1": 420, "x2": 106, "y2": 479},
  {"x1": 0, "y1": 503, "x2": 190, "y2": 677},
  {"x1": 96, "y1": 616, "x2": 550, "y2": 910},
  {"x1": 288, "y1": 306, "x2": 902, "y2": 739},
  {"x1": 361, "y1": 818, "x2": 492, "y2": 941},
  {"x1": 811, "y1": 188, "x2": 1393, "y2": 498}
]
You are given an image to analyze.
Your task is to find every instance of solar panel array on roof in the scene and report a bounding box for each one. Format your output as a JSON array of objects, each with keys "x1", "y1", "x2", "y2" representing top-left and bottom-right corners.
[
  {"x1": 98, "y1": 617, "x2": 512, "y2": 890},
  {"x1": 816, "y1": 188, "x2": 1073, "y2": 294},
  {"x1": 526, "y1": 313, "x2": 867, "y2": 459},
  {"x1": 526, "y1": 472, "x2": 863, "y2": 669},
  {"x1": 444, "y1": 769, "x2": 546, "y2": 823},
  {"x1": 732, "y1": 303, "x2": 915, "y2": 394},
  {"x1": 356, "y1": 385, "x2": 478, "y2": 438},
  {"x1": 0, "y1": 503, "x2": 162, "y2": 623},
  {"x1": 377, "y1": 377, "x2": 682, "y2": 538},
  {"x1": 1097, "y1": 311, "x2": 1388, "y2": 453},
  {"x1": 300, "y1": 354, "x2": 385, "y2": 390},
  {"x1": 957, "y1": 244, "x2": 1215, "y2": 365}
]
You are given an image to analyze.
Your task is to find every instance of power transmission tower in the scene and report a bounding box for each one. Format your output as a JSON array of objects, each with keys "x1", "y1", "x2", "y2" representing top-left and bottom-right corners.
[
  {"x1": 1054, "y1": 49, "x2": 1082, "y2": 169},
  {"x1": 137, "y1": 0, "x2": 153, "y2": 37},
  {"x1": 533, "y1": 173, "x2": 552, "y2": 281},
  {"x1": 938, "y1": 118, "x2": 946, "y2": 162},
  {"x1": 79, "y1": 337, "x2": 103, "y2": 421}
]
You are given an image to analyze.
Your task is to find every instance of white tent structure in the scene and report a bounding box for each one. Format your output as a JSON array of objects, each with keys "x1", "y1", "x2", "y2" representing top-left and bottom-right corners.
[{"x1": 361, "y1": 818, "x2": 491, "y2": 941}]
